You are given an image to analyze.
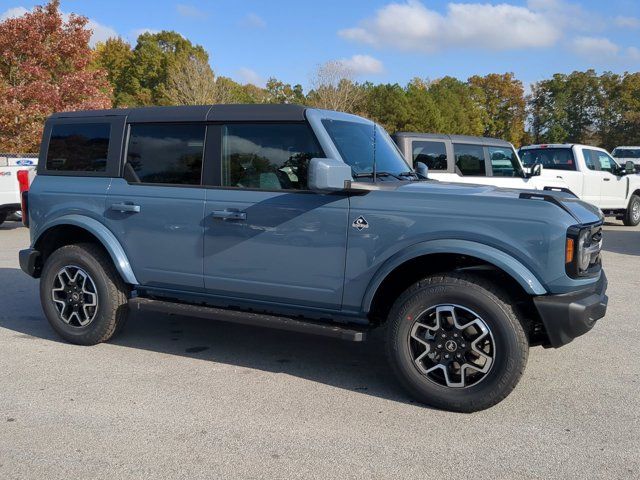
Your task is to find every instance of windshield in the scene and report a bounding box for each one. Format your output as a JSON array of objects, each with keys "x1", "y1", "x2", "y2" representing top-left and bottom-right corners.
[
  {"x1": 321, "y1": 119, "x2": 411, "y2": 177},
  {"x1": 612, "y1": 148, "x2": 640, "y2": 159},
  {"x1": 520, "y1": 148, "x2": 577, "y2": 171}
]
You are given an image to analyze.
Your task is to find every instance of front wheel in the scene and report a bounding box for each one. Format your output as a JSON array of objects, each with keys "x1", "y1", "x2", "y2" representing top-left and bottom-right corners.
[
  {"x1": 386, "y1": 273, "x2": 529, "y2": 412},
  {"x1": 623, "y1": 195, "x2": 640, "y2": 227},
  {"x1": 40, "y1": 243, "x2": 130, "y2": 345}
]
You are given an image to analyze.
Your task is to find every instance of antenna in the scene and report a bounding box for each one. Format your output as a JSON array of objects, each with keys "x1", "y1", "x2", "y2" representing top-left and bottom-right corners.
[{"x1": 372, "y1": 122, "x2": 377, "y2": 183}]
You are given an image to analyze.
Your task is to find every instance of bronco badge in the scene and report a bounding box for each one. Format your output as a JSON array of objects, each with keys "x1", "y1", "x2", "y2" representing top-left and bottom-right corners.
[{"x1": 352, "y1": 216, "x2": 369, "y2": 231}]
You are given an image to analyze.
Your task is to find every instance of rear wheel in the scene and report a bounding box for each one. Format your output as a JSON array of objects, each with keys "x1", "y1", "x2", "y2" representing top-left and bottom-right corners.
[
  {"x1": 623, "y1": 195, "x2": 640, "y2": 226},
  {"x1": 0, "y1": 212, "x2": 7, "y2": 226},
  {"x1": 40, "y1": 243, "x2": 129, "y2": 345},
  {"x1": 386, "y1": 273, "x2": 529, "y2": 412}
]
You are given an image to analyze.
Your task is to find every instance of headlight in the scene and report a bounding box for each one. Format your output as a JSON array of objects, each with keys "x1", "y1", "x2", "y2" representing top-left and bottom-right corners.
[{"x1": 566, "y1": 224, "x2": 602, "y2": 278}]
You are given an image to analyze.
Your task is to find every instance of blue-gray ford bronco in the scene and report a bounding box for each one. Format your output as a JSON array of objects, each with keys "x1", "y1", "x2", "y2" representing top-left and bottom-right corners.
[{"x1": 19, "y1": 105, "x2": 608, "y2": 412}]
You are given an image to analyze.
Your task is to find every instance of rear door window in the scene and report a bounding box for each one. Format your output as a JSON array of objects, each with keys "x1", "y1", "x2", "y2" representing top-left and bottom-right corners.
[
  {"x1": 453, "y1": 143, "x2": 486, "y2": 176},
  {"x1": 124, "y1": 123, "x2": 205, "y2": 185},
  {"x1": 411, "y1": 140, "x2": 448, "y2": 171},
  {"x1": 46, "y1": 123, "x2": 110, "y2": 172},
  {"x1": 520, "y1": 148, "x2": 576, "y2": 171}
]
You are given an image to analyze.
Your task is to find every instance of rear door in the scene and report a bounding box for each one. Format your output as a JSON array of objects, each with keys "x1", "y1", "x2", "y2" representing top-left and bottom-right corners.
[
  {"x1": 104, "y1": 123, "x2": 206, "y2": 290},
  {"x1": 202, "y1": 122, "x2": 349, "y2": 310}
]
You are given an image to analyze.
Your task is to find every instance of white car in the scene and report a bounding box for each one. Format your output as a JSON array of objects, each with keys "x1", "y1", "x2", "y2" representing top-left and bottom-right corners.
[
  {"x1": 519, "y1": 144, "x2": 640, "y2": 226},
  {"x1": 612, "y1": 146, "x2": 640, "y2": 169},
  {"x1": 392, "y1": 133, "x2": 570, "y2": 193},
  {"x1": 0, "y1": 156, "x2": 37, "y2": 225}
]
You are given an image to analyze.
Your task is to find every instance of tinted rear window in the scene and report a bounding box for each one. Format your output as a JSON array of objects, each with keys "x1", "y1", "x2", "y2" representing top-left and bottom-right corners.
[
  {"x1": 454, "y1": 143, "x2": 486, "y2": 176},
  {"x1": 412, "y1": 140, "x2": 448, "y2": 171},
  {"x1": 520, "y1": 148, "x2": 576, "y2": 171},
  {"x1": 125, "y1": 124, "x2": 205, "y2": 185},
  {"x1": 46, "y1": 123, "x2": 110, "y2": 172}
]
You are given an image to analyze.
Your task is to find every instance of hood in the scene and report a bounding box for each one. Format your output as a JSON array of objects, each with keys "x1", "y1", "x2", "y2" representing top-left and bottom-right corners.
[{"x1": 397, "y1": 180, "x2": 603, "y2": 225}]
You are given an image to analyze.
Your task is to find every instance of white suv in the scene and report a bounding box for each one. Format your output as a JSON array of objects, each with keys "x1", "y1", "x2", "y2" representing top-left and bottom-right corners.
[
  {"x1": 520, "y1": 144, "x2": 640, "y2": 226},
  {"x1": 0, "y1": 156, "x2": 37, "y2": 225}
]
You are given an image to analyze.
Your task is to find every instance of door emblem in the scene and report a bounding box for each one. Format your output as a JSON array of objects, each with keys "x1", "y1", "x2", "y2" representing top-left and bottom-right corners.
[{"x1": 352, "y1": 216, "x2": 369, "y2": 231}]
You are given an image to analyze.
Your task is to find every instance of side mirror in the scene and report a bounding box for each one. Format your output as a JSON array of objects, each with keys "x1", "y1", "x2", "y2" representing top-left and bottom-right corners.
[
  {"x1": 415, "y1": 161, "x2": 429, "y2": 179},
  {"x1": 530, "y1": 162, "x2": 543, "y2": 177},
  {"x1": 625, "y1": 160, "x2": 635, "y2": 175},
  {"x1": 308, "y1": 158, "x2": 352, "y2": 192}
]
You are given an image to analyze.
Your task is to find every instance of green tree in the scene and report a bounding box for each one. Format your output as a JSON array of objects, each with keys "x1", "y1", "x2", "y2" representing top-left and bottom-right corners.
[
  {"x1": 362, "y1": 83, "x2": 411, "y2": 133},
  {"x1": 468, "y1": 73, "x2": 526, "y2": 146},
  {"x1": 93, "y1": 37, "x2": 133, "y2": 107},
  {"x1": 428, "y1": 77, "x2": 486, "y2": 136},
  {"x1": 121, "y1": 30, "x2": 209, "y2": 106},
  {"x1": 405, "y1": 78, "x2": 443, "y2": 133},
  {"x1": 265, "y1": 78, "x2": 305, "y2": 104}
]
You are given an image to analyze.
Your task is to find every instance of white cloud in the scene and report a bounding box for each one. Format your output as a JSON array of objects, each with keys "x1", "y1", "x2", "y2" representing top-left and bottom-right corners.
[
  {"x1": 0, "y1": 6, "x2": 28, "y2": 21},
  {"x1": 176, "y1": 4, "x2": 206, "y2": 19},
  {"x1": 83, "y1": 17, "x2": 118, "y2": 46},
  {"x1": 614, "y1": 16, "x2": 640, "y2": 28},
  {"x1": 1, "y1": 6, "x2": 117, "y2": 46},
  {"x1": 339, "y1": 54, "x2": 384, "y2": 75},
  {"x1": 570, "y1": 36, "x2": 620, "y2": 60},
  {"x1": 236, "y1": 67, "x2": 265, "y2": 87},
  {"x1": 339, "y1": 1, "x2": 561, "y2": 52},
  {"x1": 627, "y1": 47, "x2": 640, "y2": 61},
  {"x1": 241, "y1": 13, "x2": 266, "y2": 29}
]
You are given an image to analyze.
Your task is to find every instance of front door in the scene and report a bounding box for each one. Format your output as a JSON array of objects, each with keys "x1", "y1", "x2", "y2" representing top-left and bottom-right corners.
[
  {"x1": 203, "y1": 122, "x2": 349, "y2": 310},
  {"x1": 104, "y1": 123, "x2": 206, "y2": 290}
]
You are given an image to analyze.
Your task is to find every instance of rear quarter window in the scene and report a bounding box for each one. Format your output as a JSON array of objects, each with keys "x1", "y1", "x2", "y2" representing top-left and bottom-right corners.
[
  {"x1": 411, "y1": 140, "x2": 448, "y2": 171},
  {"x1": 46, "y1": 123, "x2": 111, "y2": 172}
]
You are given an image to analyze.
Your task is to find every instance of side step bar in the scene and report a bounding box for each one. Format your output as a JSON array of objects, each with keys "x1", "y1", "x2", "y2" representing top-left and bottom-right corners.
[{"x1": 128, "y1": 297, "x2": 367, "y2": 342}]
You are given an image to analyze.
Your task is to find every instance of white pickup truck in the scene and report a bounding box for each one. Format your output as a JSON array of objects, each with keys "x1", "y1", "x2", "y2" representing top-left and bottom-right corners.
[
  {"x1": 392, "y1": 133, "x2": 570, "y2": 192},
  {"x1": 0, "y1": 156, "x2": 37, "y2": 225},
  {"x1": 519, "y1": 144, "x2": 640, "y2": 226}
]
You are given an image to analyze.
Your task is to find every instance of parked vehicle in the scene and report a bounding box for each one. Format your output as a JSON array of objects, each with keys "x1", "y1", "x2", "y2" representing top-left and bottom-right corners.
[
  {"x1": 612, "y1": 146, "x2": 640, "y2": 170},
  {"x1": 520, "y1": 144, "x2": 640, "y2": 226},
  {"x1": 392, "y1": 133, "x2": 570, "y2": 193},
  {"x1": 0, "y1": 156, "x2": 37, "y2": 225},
  {"x1": 19, "y1": 105, "x2": 608, "y2": 412}
]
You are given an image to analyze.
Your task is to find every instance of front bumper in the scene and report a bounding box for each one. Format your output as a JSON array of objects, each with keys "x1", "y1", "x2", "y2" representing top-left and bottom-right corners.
[
  {"x1": 19, "y1": 248, "x2": 41, "y2": 278},
  {"x1": 533, "y1": 272, "x2": 608, "y2": 347}
]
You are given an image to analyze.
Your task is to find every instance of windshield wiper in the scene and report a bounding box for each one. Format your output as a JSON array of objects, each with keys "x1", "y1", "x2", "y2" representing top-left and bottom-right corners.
[
  {"x1": 398, "y1": 171, "x2": 420, "y2": 180},
  {"x1": 353, "y1": 171, "x2": 403, "y2": 181}
]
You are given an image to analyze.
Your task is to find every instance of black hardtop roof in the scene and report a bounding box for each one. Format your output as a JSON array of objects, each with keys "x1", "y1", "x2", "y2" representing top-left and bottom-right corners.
[
  {"x1": 394, "y1": 131, "x2": 512, "y2": 147},
  {"x1": 49, "y1": 104, "x2": 308, "y2": 122}
]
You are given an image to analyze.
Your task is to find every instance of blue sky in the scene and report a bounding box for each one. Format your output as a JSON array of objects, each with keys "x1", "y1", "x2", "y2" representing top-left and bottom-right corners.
[{"x1": 1, "y1": 0, "x2": 639, "y2": 90}]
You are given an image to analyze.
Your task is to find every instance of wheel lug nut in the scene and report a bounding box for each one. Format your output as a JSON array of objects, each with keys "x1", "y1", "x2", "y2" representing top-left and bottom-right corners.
[
  {"x1": 444, "y1": 354, "x2": 449, "y2": 359},
  {"x1": 437, "y1": 344, "x2": 442, "y2": 349},
  {"x1": 453, "y1": 333, "x2": 458, "y2": 337}
]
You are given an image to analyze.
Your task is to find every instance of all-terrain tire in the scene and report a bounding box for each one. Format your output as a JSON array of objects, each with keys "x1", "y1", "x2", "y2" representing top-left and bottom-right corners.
[
  {"x1": 623, "y1": 194, "x2": 640, "y2": 227},
  {"x1": 40, "y1": 243, "x2": 129, "y2": 345},
  {"x1": 0, "y1": 212, "x2": 7, "y2": 226},
  {"x1": 386, "y1": 272, "x2": 529, "y2": 413}
]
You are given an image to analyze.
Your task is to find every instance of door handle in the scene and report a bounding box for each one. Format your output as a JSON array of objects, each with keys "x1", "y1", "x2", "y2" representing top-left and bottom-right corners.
[
  {"x1": 110, "y1": 203, "x2": 141, "y2": 213},
  {"x1": 603, "y1": 178, "x2": 610, "y2": 181},
  {"x1": 211, "y1": 209, "x2": 246, "y2": 221}
]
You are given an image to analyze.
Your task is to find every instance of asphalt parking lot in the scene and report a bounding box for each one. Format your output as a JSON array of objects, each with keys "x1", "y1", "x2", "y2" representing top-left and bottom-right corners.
[{"x1": 0, "y1": 222, "x2": 638, "y2": 479}]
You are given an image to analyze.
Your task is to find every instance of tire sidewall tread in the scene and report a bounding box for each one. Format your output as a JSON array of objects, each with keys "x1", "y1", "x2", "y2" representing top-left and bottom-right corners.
[
  {"x1": 386, "y1": 273, "x2": 529, "y2": 413},
  {"x1": 39, "y1": 243, "x2": 129, "y2": 345}
]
